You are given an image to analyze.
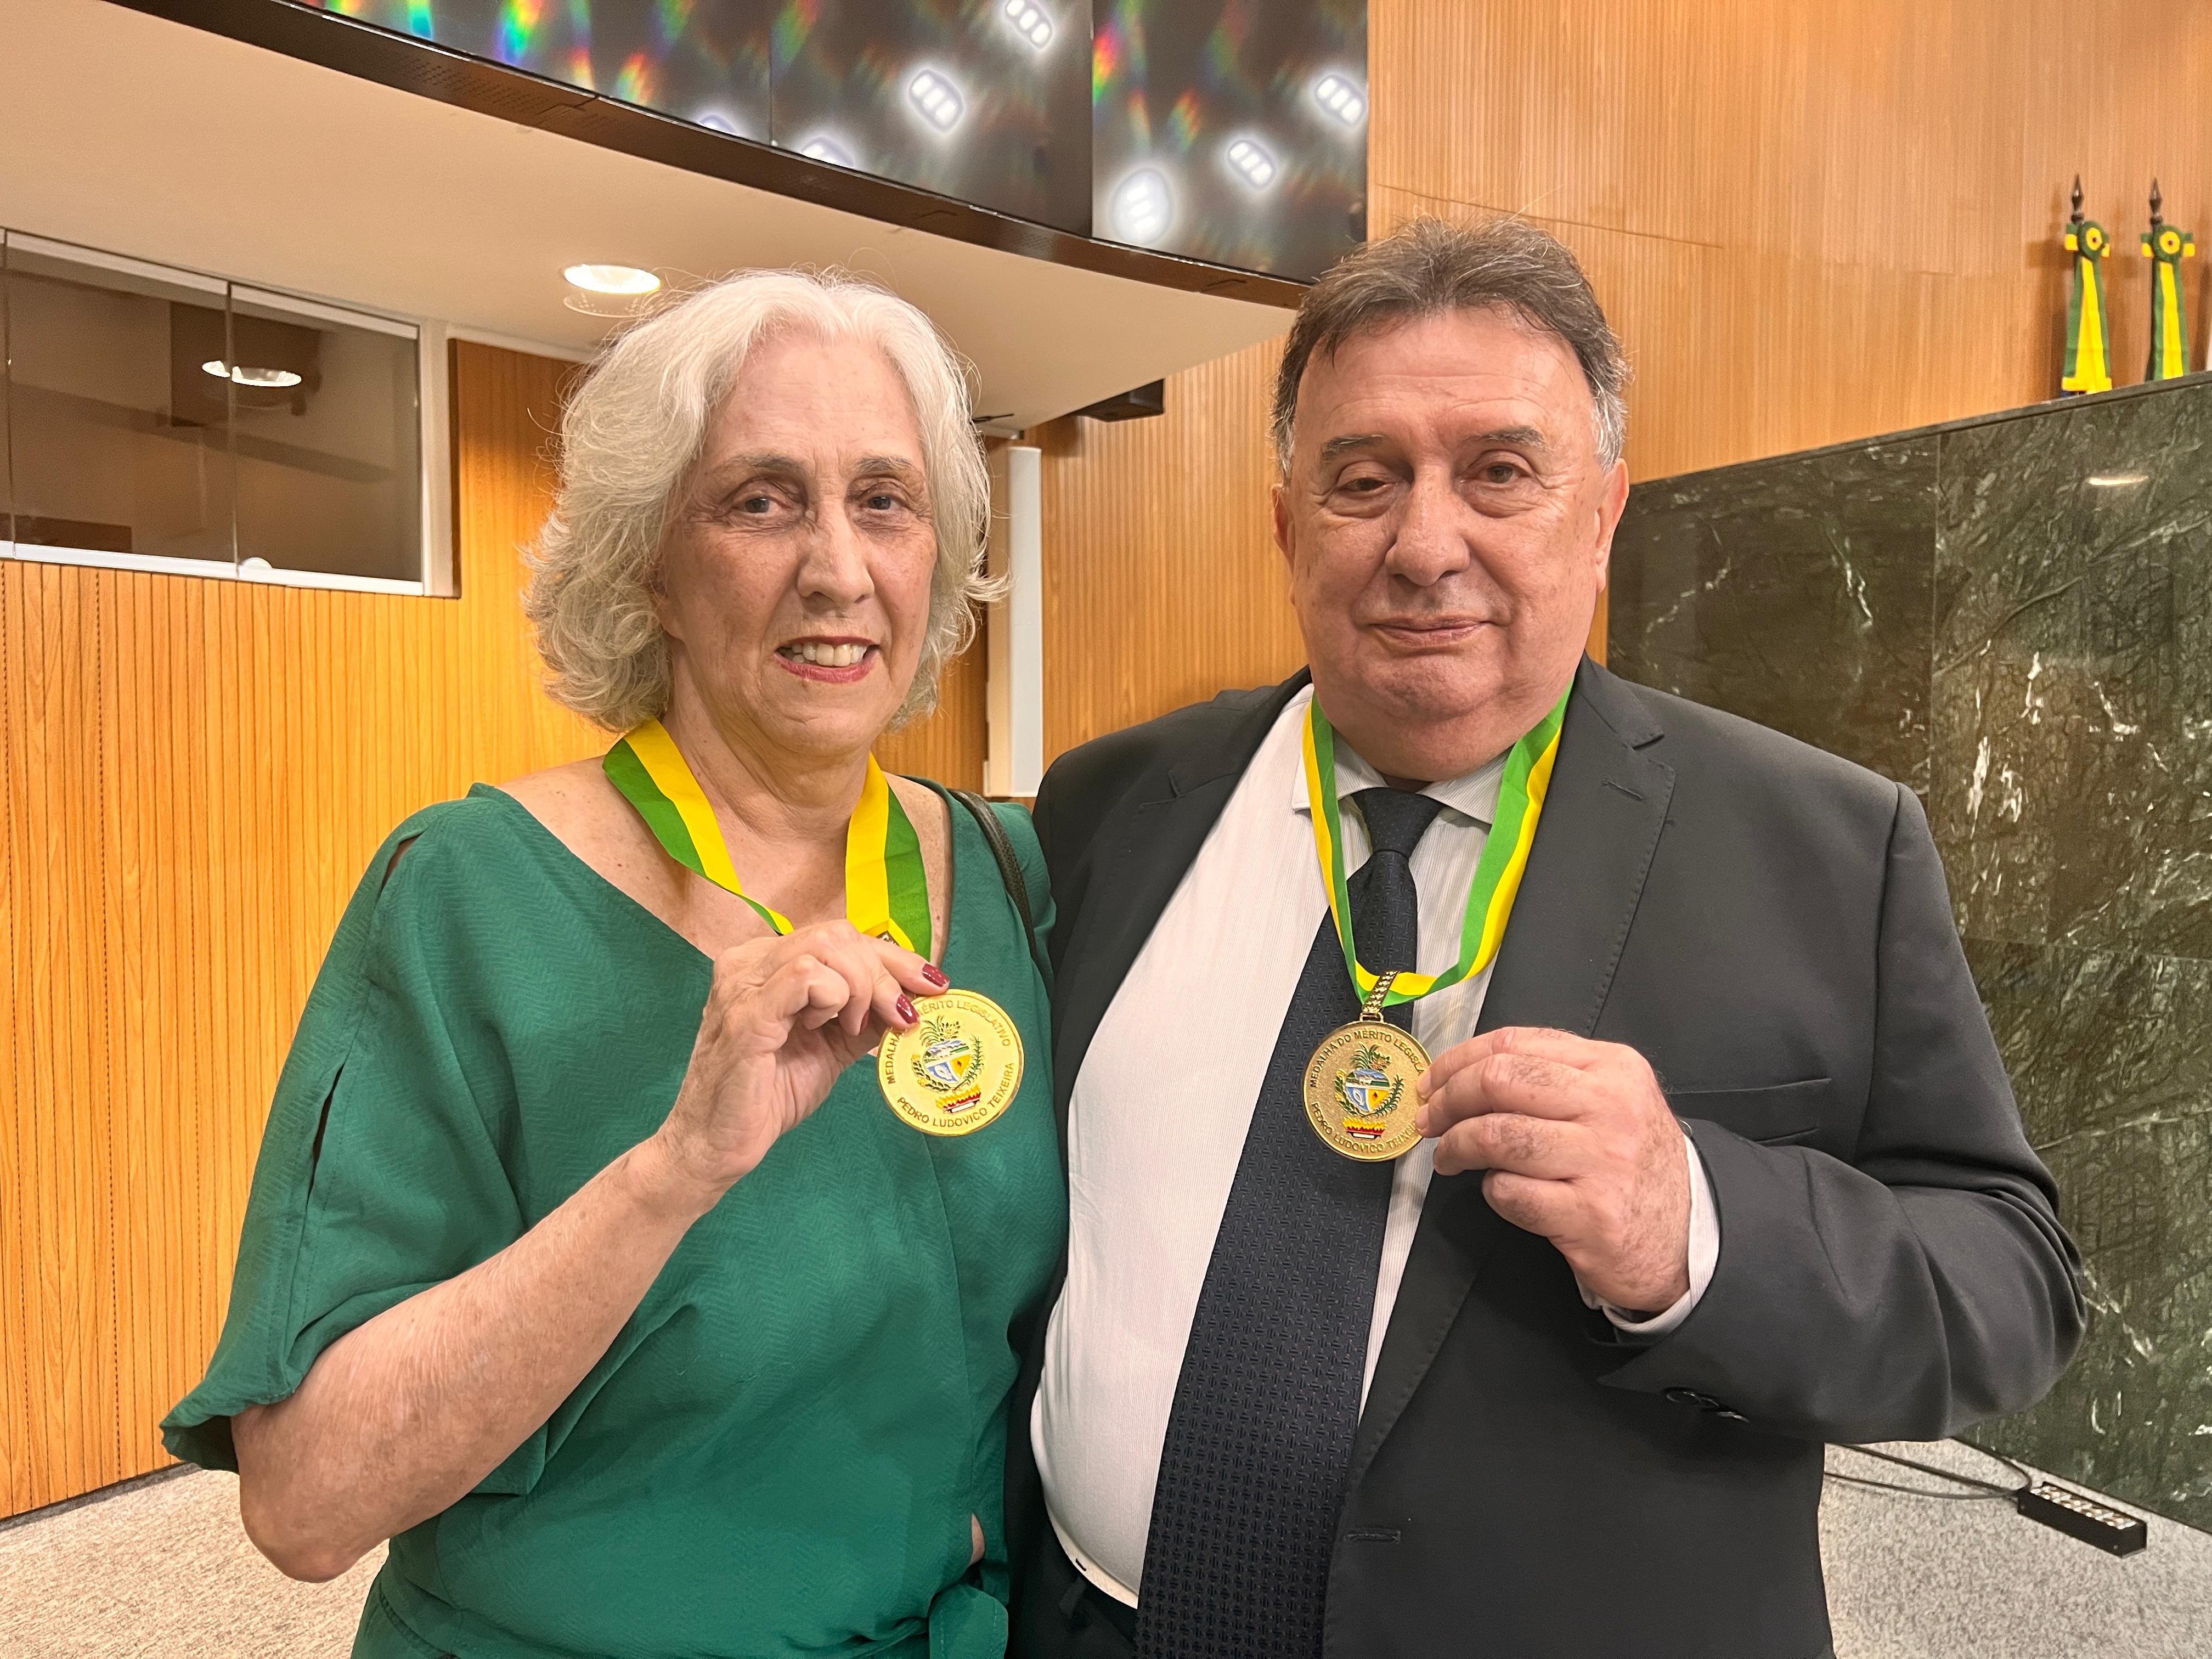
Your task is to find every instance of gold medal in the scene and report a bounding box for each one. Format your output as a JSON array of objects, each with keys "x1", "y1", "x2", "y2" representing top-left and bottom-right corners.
[
  {"x1": 877, "y1": 989, "x2": 1024, "y2": 1137},
  {"x1": 1304, "y1": 972, "x2": 1431, "y2": 1161},
  {"x1": 1297, "y1": 691, "x2": 1567, "y2": 1158}
]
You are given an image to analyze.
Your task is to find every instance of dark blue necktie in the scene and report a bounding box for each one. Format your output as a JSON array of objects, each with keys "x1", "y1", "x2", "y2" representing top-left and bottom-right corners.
[{"x1": 1136, "y1": 786, "x2": 1447, "y2": 1659}]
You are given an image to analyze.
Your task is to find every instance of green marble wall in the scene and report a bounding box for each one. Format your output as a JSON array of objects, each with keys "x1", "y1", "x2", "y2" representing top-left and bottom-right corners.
[{"x1": 1609, "y1": 374, "x2": 2212, "y2": 1533}]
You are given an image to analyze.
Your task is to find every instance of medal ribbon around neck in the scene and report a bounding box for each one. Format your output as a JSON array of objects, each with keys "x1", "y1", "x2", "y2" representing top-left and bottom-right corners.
[
  {"x1": 602, "y1": 718, "x2": 931, "y2": 954},
  {"x1": 1301, "y1": 685, "x2": 1570, "y2": 1009}
]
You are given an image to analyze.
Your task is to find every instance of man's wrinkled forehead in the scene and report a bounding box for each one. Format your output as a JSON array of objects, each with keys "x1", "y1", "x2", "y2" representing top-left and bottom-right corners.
[{"x1": 1293, "y1": 311, "x2": 1589, "y2": 462}]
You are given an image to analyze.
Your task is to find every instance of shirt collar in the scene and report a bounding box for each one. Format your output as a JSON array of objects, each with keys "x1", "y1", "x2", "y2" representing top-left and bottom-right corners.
[{"x1": 1286, "y1": 689, "x2": 1508, "y2": 830}]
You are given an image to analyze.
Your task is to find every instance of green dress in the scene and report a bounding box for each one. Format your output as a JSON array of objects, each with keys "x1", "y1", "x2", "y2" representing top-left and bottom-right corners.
[{"x1": 163, "y1": 782, "x2": 1065, "y2": 1659}]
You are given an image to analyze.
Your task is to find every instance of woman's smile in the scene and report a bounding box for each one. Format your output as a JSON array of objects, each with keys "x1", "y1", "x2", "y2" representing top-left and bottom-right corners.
[{"x1": 775, "y1": 635, "x2": 879, "y2": 683}]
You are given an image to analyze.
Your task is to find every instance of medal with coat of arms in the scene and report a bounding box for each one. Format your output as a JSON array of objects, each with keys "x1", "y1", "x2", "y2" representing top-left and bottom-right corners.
[
  {"x1": 876, "y1": 989, "x2": 1024, "y2": 1137},
  {"x1": 1299, "y1": 695, "x2": 1565, "y2": 1160},
  {"x1": 1302, "y1": 972, "x2": 1431, "y2": 1161}
]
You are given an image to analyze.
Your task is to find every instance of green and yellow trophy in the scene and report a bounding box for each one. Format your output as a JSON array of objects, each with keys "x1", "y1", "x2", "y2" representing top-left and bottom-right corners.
[
  {"x1": 2062, "y1": 177, "x2": 2115, "y2": 396},
  {"x1": 2141, "y1": 179, "x2": 2196, "y2": 382}
]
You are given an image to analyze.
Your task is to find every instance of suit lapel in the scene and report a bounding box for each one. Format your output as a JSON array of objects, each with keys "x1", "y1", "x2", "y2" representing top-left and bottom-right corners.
[
  {"x1": 1350, "y1": 659, "x2": 1677, "y2": 1484},
  {"x1": 1050, "y1": 673, "x2": 1312, "y2": 1124}
]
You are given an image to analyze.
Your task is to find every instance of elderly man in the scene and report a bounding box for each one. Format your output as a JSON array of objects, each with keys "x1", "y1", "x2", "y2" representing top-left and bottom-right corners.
[{"x1": 1008, "y1": 217, "x2": 2081, "y2": 1659}]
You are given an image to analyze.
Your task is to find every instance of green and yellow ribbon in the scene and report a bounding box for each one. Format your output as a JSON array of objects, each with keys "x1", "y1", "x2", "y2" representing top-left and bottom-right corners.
[
  {"x1": 1302, "y1": 687, "x2": 1568, "y2": 1008},
  {"x1": 2143, "y1": 217, "x2": 2196, "y2": 383},
  {"x1": 2062, "y1": 214, "x2": 2114, "y2": 396},
  {"x1": 603, "y1": 718, "x2": 930, "y2": 952}
]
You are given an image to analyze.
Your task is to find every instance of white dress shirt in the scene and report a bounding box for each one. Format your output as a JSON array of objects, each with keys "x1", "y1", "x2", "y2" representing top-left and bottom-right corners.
[{"x1": 1035, "y1": 686, "x2": 1719, "y2": 1606}]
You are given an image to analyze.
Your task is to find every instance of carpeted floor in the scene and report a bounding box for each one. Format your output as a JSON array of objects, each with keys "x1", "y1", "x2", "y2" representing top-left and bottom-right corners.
[
  {"x1": 0, "y1": 1467, "x2": 381, "y2": 1658},
  {"x1": 1, "y1": 1443, "x2": 2207, "y2": 1656}
]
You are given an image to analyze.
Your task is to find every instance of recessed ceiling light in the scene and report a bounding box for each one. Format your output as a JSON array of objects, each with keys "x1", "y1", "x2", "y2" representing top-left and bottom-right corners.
[
  {"x1": 1313, "y1": 72, "x2": 1367, "y2": 126},
  {"x1": 201, "y1": 360, "x2": 303, "y2": 388},
  {"x1": 907, "y1": 69, "x2": 966, "y2": 132},
  {"x1": 1111, "y1": 168, "x2": 1174, "y2": 244},
  {"x1": 1002, "y1": 0, "x2": 1053, "y2": 48},
  {"x1": 1224, "y1": 137, "x2": 1279, "y2": 190},
  {"x1": 799, "y1": 135, "x2": 856, "y2": 168},
  {"x1": 563, "y1": 263, "x2": 662, "y2": 296}
]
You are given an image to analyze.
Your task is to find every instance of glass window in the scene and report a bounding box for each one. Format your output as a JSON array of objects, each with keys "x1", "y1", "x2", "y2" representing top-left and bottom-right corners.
[
  {"x1": 229, "y1": 287, "x2": 421, "y2": 585},
  {"x1": 2, "y1": 233, "x2": 429, "y2": 591},
  {"x1": 3, "y1": 238, "x2": 234, "y2": 564}
]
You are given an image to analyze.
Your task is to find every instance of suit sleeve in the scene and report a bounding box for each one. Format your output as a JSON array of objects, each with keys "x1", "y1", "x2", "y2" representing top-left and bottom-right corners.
[
  {"x1": 1597, "y1": 783, "x2": 2085, "y2": 1442},
  {"x1": 1030, "y1": 751, "x2": 1084, "y2": 978}
]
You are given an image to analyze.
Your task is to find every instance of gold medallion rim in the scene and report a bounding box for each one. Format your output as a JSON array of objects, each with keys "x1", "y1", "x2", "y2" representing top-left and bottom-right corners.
[
  {"x1": 1302, "y1": 1017, "x2": 1431, "y2": 1162},
  {"x1": 876, "y1": 988, "x2": 1024, "y2": 1138}
]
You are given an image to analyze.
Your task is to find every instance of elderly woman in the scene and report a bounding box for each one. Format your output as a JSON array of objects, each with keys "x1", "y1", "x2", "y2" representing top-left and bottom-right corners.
[{"x1": 162, "y1": 271, "x2": 1064, "y2": 1658}]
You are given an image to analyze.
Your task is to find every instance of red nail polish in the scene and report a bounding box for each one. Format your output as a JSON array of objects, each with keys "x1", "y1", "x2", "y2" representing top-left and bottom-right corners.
[
  {"x1": 895, "y1": 995, "x2": 917, "y2": 1024},
  {"x1": 922, "y1": 963, "x2": 950, "y2": 989}
]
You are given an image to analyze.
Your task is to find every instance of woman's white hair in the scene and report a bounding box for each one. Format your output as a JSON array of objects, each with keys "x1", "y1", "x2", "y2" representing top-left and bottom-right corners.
[{"x1": 523, "y1": 268, "x2": 992, "y2": 732}]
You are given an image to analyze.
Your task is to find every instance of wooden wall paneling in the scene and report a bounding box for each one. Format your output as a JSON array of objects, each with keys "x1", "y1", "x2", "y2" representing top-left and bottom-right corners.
[
  {"x1": 1371, "y1": 2, "x2": 2040, "y2": 275},
  {"x1": 874, "y1": 637, "x2": 986, "y2": 791},
  {"x1": 1368, "y1": 1, "x2": 2211, "y2": 464},
  {"x1": 1035, "y1": 337, "x2": 1300, "y2": 761},
  {"x1": 2016, "y1": 5, "x2": 2212, "y2": 390},
  {"x1": 0, "y1": 342, "x2": 605, "y2": 1517}
]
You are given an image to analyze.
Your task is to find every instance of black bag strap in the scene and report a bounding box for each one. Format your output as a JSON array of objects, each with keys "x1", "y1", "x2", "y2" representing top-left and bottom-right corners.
[{"x1": 949, "y1": 788, "x2": 1053, "y2": 991}]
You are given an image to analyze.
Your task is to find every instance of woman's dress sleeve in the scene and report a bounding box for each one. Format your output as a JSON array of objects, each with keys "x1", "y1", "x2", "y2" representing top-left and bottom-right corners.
[{"x1": 162, "y1": 803, "x2": 543, "y2": 1493}]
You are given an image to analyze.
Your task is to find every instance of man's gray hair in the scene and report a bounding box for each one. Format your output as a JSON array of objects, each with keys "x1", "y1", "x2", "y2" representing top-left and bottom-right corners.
[
  {"x1": 1271, "y1": 216, "x2": 1629, "y2": 475},
  {"x1": 524, "y1": 269, "x2": 991, "y2": 732}
]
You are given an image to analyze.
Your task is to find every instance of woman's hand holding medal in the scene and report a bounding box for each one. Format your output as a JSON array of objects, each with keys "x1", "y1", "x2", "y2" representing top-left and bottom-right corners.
[{"x1": 647, "y1": 922, "x2": 947, "y2": 1210}]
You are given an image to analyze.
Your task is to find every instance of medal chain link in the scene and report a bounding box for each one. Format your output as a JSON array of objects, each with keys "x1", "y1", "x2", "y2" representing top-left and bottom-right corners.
[{"x1": 1358, "y1": 971, "x2": 1398, "y2": 1022}]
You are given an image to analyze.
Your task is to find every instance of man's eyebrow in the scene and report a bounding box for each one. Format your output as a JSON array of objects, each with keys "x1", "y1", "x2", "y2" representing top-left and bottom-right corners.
[
  {"x1": 1474, "y1": 425, "x2": 1549, "y2": 450},
  {"x1": 1313, "y1": 426, "x2": 1551, "y2": 469},
  {"x1": 1316, "y1": 433, "x2": 1389, "y2": 467}
]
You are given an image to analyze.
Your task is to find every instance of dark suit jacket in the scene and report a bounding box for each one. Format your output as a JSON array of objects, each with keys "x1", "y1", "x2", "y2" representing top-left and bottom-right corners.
[{"x1": 1009, "y1": 657, "x2": 2082, "y2": 1659}]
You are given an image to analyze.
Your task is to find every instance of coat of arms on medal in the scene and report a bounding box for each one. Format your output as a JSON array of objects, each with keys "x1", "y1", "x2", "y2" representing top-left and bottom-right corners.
[
  {"x1": 909, "y1": 1014, "x2": 984, "y2": 1114},
  {"x1": 1335, "y1": 1041, "x2": 1404, "y2": 1141},
  {"x1": 877, "y1": 989, "x2": 1024, "y2": 1138},
  {"x1": 1303, "y1": 1017, "x2": 1427, "y2": 1161}
]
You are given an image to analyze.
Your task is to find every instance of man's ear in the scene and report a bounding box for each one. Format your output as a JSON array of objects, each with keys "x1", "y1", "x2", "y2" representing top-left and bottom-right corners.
[
  {"x1": 1590, "y1": 459, "x2": 1629, "y2": 596},
  {"x1": 1271, "y1": 479, "x2": 1294, "y2": 569}
]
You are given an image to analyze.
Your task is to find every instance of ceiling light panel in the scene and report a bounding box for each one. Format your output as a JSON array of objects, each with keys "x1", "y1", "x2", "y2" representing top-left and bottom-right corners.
[
  {"x1": 1111, "y1": 168, "x2": 1175, "y2": 245},
  {"x1": 1313, "y1": 72, "x2": 1367, "y2": 126},
  {"x1": 1002, "y1": 0, "x2": 1054, "y2": 49},
  {"x1": 1091, "y1": 13, "x2": 1367, "y2": 279},
  {"x1": 907, "y1": 69, "x2": 966, "y2": 132},
  {"x1": 769, "y1": 7, "x2": 1091, "y2": 230},
  {"x1": 799, "y1": 136, "x2": 856, "y2": 168},
  {"x1": 1224, "y1": 138, "x2": 1278, "y2": 190}
]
